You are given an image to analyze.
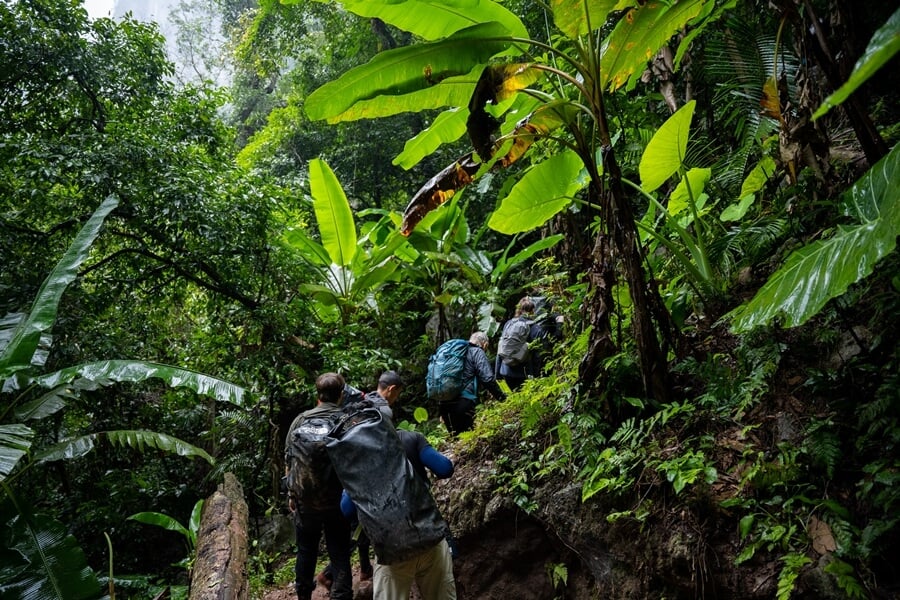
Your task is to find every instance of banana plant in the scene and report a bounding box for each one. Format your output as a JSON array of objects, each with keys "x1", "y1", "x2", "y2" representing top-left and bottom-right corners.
[
  {"x1": 303, "y1": 0, "x2": 732, "y2": 402},
  {"x1": 0, "y1": 195, "x2": 247, "y2": 600},
  {"x1": 282, "y1": 159, "x2": 405, "y2": 323},
  {"x1": 128, "y1": 499, "x2": 204, "y2": 571}
]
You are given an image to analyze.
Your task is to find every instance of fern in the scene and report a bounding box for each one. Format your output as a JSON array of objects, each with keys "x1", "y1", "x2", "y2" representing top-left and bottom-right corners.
[
  {"x1": 803, "y1": 419, "x2": 842, "y2": 479},
  {"x1": 776, "y1": 552, "x2": 812, "y2": 600},
  {"x1": 824, "y1": 558, "x2": 868, "y2": 599}
]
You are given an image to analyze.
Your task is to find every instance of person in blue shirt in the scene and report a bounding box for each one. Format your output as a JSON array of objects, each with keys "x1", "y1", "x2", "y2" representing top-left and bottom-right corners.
[{"x1": 341, "y1": 429, "x2": 457, "y2": 600}]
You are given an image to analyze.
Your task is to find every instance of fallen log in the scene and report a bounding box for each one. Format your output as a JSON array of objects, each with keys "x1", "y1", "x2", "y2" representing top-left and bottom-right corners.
[{"x1": 189, "y1": 473, "x2": 249, "y2": 600}]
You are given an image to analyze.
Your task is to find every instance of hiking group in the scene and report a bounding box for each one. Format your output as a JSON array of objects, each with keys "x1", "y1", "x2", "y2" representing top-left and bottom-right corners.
[{"x1": 283, "y1": 296, "x2": 560, "y2": 599}]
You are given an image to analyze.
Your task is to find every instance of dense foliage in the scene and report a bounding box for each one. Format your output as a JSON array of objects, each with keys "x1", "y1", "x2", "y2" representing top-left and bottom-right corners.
[{"x1": 1, "y1": 0, "x2": 897, "y2": 598}]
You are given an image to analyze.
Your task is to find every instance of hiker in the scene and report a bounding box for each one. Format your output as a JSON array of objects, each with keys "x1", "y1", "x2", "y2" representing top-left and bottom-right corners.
[
  {"x1": 437, "y1": 331, "x2": 507, "y2": 435},
  {"x1": 341, "y1": 428, "x2": 457, "y2": 599},
  {"x1": 319, "y1": 371, "x2": 405, "y2": 588},
  {"x1": 284, "y1": 372, "x2": 353, "y2": 600},
  {"x1": 496, "y1": 296, "x2": 547, "y2": 391},
  {"x1": 360, "y1": 370, "x2": 405, "y2": 421}
]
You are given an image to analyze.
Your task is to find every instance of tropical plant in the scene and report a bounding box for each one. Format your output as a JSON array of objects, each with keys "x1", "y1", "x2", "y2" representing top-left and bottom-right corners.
[
  {"x1": 301, "y1": 0, "x2": 741, "y2": 403},
  {"x1": 0, "y1": 196, "x2": 247, "y2": 599},
  {"x1": 128, "y1": 499, "x2": 204, "y2": 571}
]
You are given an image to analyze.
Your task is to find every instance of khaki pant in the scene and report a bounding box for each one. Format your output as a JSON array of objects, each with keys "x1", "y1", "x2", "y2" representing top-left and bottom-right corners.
[{"x1": 373, "y1": 539, "x2": 457, "y2": 600}]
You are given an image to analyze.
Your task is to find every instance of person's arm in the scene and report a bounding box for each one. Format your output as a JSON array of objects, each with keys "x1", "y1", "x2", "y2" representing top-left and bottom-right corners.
[
  {"x1": 472, "y1": 348, "x2": 506, "y2": 401},
  {"x1": 340, "y1": 489, "x2": 357, "y2": 518},
  {"x1": 419, "y1": 445, "x2": 454, "y2": 479}
]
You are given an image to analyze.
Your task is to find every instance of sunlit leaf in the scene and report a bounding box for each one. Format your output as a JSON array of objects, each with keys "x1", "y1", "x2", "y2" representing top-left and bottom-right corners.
[
  {"x1": 305, "y1": 22, "x2": 513, "y2": 123},
  {"x1": 813, "y1": 7, "x2": 900, "y2": 121},
  {"x1": 310, "y1": 159, "x2": 357, "y2": 266},
  {"x1": 668, "y1": 167, "x2": 711, "y2": 218},
  {"x1": 489, "y1": 150, "x2": 586, "y2": 234},
  {"x1": 639, "y1": 100, "x2": 695, "y2": 192},
  {"x1": 334, "y1": 0, "x2": 528, "y2": 40},
  {"x1": 728, "y1": 143, "x2": 900, "y2": 332},
  {"x1": 551, "y1": 0, "x2": 633, "y2": 38},
  {"x1": 394, "y1": 107, "x2": 469, "y2": 169},
  {"x1": 601, "y1": 0, "x2": 706, "y2": 92}
]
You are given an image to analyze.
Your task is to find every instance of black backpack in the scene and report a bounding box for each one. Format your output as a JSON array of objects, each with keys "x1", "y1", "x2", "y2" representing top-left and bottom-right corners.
[
  {"x1": 325, "y1": 406, "x2": 448, "y2": 564},
  {"x1": 285, "y1": 411, "x2": 343, "y2": 511}
]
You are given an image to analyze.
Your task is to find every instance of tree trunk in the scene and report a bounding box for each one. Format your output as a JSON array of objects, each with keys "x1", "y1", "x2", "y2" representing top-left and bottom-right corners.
[{"x1": 189, "y1": 473, "x2": 249, "y2": 600}]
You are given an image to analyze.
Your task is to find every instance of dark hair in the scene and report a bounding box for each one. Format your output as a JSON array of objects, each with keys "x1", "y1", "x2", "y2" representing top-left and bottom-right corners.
[
  {"x1": 516, "y1": 296, "x2": 535, "y2": 316},
  {"x1": 378, "y1": 370, "x2": 404, "y2": 389},
  {"x1": 316, "y1": 372, "x2": 345, "y2": 404}
]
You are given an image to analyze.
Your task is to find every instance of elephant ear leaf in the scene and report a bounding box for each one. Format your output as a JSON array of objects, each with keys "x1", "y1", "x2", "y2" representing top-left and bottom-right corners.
[
  {"x1": 727, "y1": 143, "x2": 900, "y2": 332},
  {"x1": 813, "y1": 7, "x2": 900, "y2": 121},
  {"x1": 0, "y1": 497, "x2": 101, "y2": 600}
]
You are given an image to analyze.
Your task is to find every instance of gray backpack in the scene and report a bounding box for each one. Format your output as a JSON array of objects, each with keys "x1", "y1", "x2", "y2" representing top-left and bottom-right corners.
[{"x1": 497, "y1": 317, "x2": 531, "y2": 366}]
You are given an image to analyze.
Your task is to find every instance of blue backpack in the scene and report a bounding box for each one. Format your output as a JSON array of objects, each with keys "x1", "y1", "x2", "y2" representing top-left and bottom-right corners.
[{"x1": 426, "y1": 339, "x2": 470, "y2": 402}]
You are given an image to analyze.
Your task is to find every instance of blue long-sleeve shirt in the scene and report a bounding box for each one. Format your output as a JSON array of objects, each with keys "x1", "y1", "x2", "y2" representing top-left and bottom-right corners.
[{"x1": 341, "y1": 430, "x2": 452, "y2": 518}]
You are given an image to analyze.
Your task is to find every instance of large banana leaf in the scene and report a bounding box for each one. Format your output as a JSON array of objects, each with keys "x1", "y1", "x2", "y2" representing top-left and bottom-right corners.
[
  {"x1": 0, "y1": 498, "x2": 101, "y2": 600},
  {"x1": 36, "y1": 429, "x2": 214, "y2": 465},
  {"x1": 813, "y1": 7, "x2": 900, "y2": 121},
  {"x1": 0, "y1": 195, "x2": 119, "y2": 378},
  {"x1": 33, "y1": 360, "x2": 246, "y2": 407},
  {"x1": 728, "y1": 143, "x2": 900, "y2": 332},
  {"x1": 0, "y1": 425, "x2": 32, "y2": 482},
  {"x1": 488, "y1": 149, "x2": 586, "y2": 234},
  {"x1": 331, "y1": 0, "x2": 528, "y2": 41},
  {"x1": 310, "y1": 158, "x2": 357, "y2": 267},
  {"x1": 305, "y1": 22, "x2": 512, "y2": 123},
  {"x1": 601, "y1": 0, "x2": 707, "y2": 92},
  {"x1": 551, "y1": 0, "x2": 634, "y2": 39},
  {"x1": 393, "y1": 108, "x2": 469, "y2": 170}
]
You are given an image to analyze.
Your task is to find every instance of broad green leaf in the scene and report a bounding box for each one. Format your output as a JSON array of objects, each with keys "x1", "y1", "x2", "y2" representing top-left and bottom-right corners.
[
  {"x1": 37, "y1": 430, "x2": 214, "y2": 464},
  {"x1": 394, "y1": 108, "x2": 469, "y2": 169},
  {"x1": 0, "y1": 499, "x2": 101, "y2": 600},
  {"x1": 336, "y1": 0, "x2": 528, "y2": 40},
  {"x1": 282, "y1": 228, "x2": 332, "y2": 267},
  {"x1": 322, "y1": 67, "x2": 483, "y2": 124},
  {"x1": 813, "y1": 7, "x2": 900, "y2": 121},
  {"x1": 310, "y1": 159, "x2": 357, "y2": 266},
  {"x1": 305, "y1": 22, "x2": 512, "y2": 123},
  {"x1": 668, "y1": 167, "x2": 711, "y2": 218},
  {"x1": 492, "y1": 234, "x2": 564, "y2": 284},
  {"x1": 739, "y1": 156, "x2": 777, "y2": 198},
  {"x1": 720, "y1": 194, "x2": 756, "y2": 222},
  {"x1": 728, "y1": 143, "x2": 900, "y2": 332},
  {"x1": 489, "y1": 150, "x2": 586, "y2": 234},
  {"x1": 128, "y1": 512, "x2": 190, "y2": 538},
  {"x1": 0, "y1": 195, "x2": 118, "y2": 377},
  {"x1": 33, "y1": 360, "x2": 246, "y2": 407},
  {"x1": 601, "y1": 0, "x2": 706, "y2": 92},
  {"x1": 188, "y1": 499, "x2": 204, "y2": 545},
  {"x1": 0, "y1": 424, "x2": 33, "y2": 482},
  {"x1": 639, "y1": 100, "x2": 695, "y2": 192},
  {"x1": 551, "y1": 0, "x2": 634, "y2": 38}
]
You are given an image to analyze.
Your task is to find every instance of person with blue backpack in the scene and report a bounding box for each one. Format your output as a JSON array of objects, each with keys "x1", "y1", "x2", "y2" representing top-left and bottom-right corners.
[{"x1": 427, "y1": 331, "x2": 507, "y2": 435}]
